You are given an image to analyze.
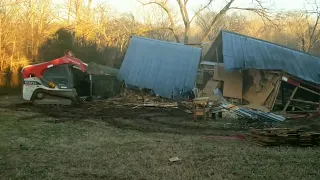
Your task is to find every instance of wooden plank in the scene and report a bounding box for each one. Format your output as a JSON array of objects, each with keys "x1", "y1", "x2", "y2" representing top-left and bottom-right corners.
[
  {"x1": 291, "y1": 99, "x2": 320, "y2": 105},
  {"x1": 299, "y1": 86, "x2": 320, "y2": 96},
  {"x1": 270, "y1": 80, "x2": 282, "y2": 111},
  {"x1": 282, "y1": 86, "x2": 298, "y2": 112},
  {"x1": 264, "y1": 73, "x2": 281, "y2": 109}
]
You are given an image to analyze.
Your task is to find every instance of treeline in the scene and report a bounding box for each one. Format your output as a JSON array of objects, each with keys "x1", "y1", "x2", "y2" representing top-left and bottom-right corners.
[{"x1": 1, "y1": 0, "x2": 320, "y2": 87}]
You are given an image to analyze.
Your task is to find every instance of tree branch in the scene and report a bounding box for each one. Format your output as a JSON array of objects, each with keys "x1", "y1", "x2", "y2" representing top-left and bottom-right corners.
[
  {"x1": 190, "y1": 0, "x2": 214, "y2": 23},
  {"x1": 230, "y1": 7, "x2": 271, "y2": 20},
  {"x1": 201, "y1": 0, "x2": 235, "y2": 42},
  {"x1": 138, "y1": 0, "x2": 180, "y2": 42},
  {"x1": 176, "y1": 0, "x2": 188, "y2": 27}
]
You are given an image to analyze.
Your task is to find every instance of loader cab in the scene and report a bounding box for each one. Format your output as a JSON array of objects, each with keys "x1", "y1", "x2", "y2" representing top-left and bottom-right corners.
[{"x1": 41, "y1": 64, "x2": 90, "y2": 96}]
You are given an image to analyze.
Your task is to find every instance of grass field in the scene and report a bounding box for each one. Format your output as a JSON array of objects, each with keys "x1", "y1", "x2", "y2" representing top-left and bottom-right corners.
[{"x1": 1, "y1": 105, "x2": 320, "y2": 180}]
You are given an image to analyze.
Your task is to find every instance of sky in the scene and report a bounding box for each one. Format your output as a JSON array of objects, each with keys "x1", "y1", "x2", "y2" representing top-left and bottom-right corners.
[{"x1": 107, "y1": 0, "x2": 306, "y2": 14}]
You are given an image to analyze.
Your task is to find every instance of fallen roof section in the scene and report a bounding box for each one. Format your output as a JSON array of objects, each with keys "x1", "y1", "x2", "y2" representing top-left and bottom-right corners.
[
  {"x1": 203, "y1": 31, "x2": 320, "y2": 85},
  {"x1": 119, "y1": 36, "x2": 202, "y2": 99}
]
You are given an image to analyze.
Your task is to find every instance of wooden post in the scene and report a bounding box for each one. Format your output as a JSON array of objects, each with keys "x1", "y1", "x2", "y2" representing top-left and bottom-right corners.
[
  {"x1": 290, "y1": 99, "x2": 319, "y2": 105},
  {"x1": 283, "y1": 86, "x2": 298, "y2": 112},
  {"x1": 203, "y1": 105, "x2": 206, "y2": 121},
  {"x1": 193, "y1": 103, "x2": 197, "y2": 121}
]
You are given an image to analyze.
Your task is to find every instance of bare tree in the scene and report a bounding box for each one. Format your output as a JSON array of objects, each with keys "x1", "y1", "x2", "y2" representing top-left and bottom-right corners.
[
  {"x1": 196, "y1": 10, "x2": 248, "y2": 41},
  {"x1": 304, "y1": 0, "x2": 320, "y2": 52},
  {"x1": 283, "y1": 2, "x2": 320, "y2": 53},
  {"x1": 138, "y1": 0, "x2": 270, "y2": 44}
]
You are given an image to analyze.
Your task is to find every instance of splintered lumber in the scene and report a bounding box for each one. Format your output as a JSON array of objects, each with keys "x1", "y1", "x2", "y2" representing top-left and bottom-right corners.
[{"x1": 251, "y1": 128, "x2": 320, "y2": 147}]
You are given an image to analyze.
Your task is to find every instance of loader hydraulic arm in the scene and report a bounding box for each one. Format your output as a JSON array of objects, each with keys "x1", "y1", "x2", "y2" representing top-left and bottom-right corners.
[{"x1": 22, "y1": 55, "x2": 88, "y2": 79}]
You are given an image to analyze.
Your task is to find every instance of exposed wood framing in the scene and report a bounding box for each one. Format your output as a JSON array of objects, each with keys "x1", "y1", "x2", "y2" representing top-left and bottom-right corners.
[
  {"x1": 299, "y1": 86, "x2": 320, "y2": 96},
  {"x1": 291, "y1": 99, "x2": 319, "y2": 105},
  {"x1": 270, "y1": 79, "x2": 281, "y2": 110},
  {"x1": 282, "y1": 75, "x2": 320, "y2": 113},
  {"x1": 282, "y1": 86, "x2": 298, "y2": 112}
]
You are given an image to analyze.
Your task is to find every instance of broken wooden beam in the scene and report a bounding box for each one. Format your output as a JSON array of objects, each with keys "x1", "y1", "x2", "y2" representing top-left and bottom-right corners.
[
  {"x1": 282, "y1": 86, "x2": 298, "y2": 112},
  {"x1": 290, "y1": 99, "x2": 319, "y2": 105}
]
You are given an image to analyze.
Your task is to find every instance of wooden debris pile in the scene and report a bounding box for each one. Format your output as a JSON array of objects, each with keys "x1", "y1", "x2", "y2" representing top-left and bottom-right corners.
[
  {"x1": 251, "y1": 128, "x2": 320, "y2": 147},
  {"x1": 96, "y1": 88, "x2": 178, "y2": 108}
]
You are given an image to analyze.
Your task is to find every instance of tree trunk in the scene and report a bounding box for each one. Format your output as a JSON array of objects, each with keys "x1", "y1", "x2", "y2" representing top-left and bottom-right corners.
[
  {"x1": 68, "y1": 0, "x2": 72, "y2": 25},
  {"x1": 31, "y1": 0, "x2": 34, "y2": 59},
  {"x1": 200, "y1": 0, "x2": 235, "y2": 42},
  {"x1": 184, "y1": 25, "x2": 190, "y2": 44},
  {"x1": 10, "y1": 38, "x2": 16, "y2": 70},
  {"x1": 0, "y1": 16, "x2": 2, "y2": 71}
]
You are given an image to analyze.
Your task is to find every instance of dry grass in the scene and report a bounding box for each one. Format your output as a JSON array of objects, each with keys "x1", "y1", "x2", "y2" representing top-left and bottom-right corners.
[{"x1": 1, "y1": 109, "x2": 320, "y2": 180}]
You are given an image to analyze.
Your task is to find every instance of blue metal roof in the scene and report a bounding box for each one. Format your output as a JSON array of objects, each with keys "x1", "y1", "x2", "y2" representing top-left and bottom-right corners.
[
  {"x1": 205, "y1": 31, "x2": 320, "y2": 85},
  {"x1": 119, "y1": 36, "x2": 202, "y2": 99}
]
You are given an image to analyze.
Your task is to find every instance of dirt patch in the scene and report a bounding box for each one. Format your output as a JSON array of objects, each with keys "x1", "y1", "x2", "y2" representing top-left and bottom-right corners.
[{"x1": 3, "y1": 101, "x2": 245, "y2": 135}]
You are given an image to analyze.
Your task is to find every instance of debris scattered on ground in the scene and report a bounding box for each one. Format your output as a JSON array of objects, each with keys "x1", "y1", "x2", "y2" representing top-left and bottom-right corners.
[
  {"x1": 214, "y1": 89, "x2": 286, "y2": 122},
  {"x1": 251, "y1": 128, "x2": 320, "y2": 147},
  {"x1": 98, "y1": 88, "x2": 179, "y2": 109},
  {"x1": 222, "y1": 104, "x2": 286, "y2": 122},
  {"x1": 201, "y1": 135, "x2": 246, "y2": 140},
  {"x1": 169, "y1": 157, "x2": 182, "y2": 162}
]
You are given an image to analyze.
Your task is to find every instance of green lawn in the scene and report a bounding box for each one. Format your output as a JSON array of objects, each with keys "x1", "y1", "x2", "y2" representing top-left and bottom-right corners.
[{"x1": 1, "y1": 108, "x2": 320, "y2": 180}]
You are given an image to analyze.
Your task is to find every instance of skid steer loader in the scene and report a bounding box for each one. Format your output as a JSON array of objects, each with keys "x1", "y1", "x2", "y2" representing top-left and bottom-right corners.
[{"x1": 21, "y1": 51, "x2": 90, "y2": 106}]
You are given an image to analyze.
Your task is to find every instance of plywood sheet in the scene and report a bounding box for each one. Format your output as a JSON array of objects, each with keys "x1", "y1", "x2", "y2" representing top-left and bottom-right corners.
[
  {"x1": 212, "y1": 64, "x2": 243, "y2": 99},
  {"x1": 243, "y1": 80, "x2": 275, "y2": 105},
  {"x1": 223, "y1": 80, "x2": 243, "y2": 99}
]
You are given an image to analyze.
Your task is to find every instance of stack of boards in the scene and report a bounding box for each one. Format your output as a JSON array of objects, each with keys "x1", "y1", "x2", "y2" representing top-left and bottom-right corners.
[{"x1": 251, "y1": 128, "x2": 320, "y2": 147}]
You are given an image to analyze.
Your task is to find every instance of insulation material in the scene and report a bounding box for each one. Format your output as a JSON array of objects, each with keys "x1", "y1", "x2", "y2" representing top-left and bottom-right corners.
[
  {"x1": 249, "y1": 70, "x2": 262, "y2": 92},
  {"x1": 213, "y1": 65, "x2": 243, "y2": 99}
]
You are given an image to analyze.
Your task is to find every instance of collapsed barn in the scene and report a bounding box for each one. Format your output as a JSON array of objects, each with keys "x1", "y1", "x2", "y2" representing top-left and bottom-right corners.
[
  {"x1": 97, "y1": 30, "x2": 320, "y2": 120},
  {"x1": 199, "y1": 31, "x2": 320, "y2": 116}
]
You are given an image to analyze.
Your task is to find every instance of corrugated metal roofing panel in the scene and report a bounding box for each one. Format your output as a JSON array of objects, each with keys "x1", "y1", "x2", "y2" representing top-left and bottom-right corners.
[
  {"x1": 219, "y1": 31, "x2": 320, "y2": 84},
  {"x1": 119, "y1": 36, "x2": 202, "y2": 99}
]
